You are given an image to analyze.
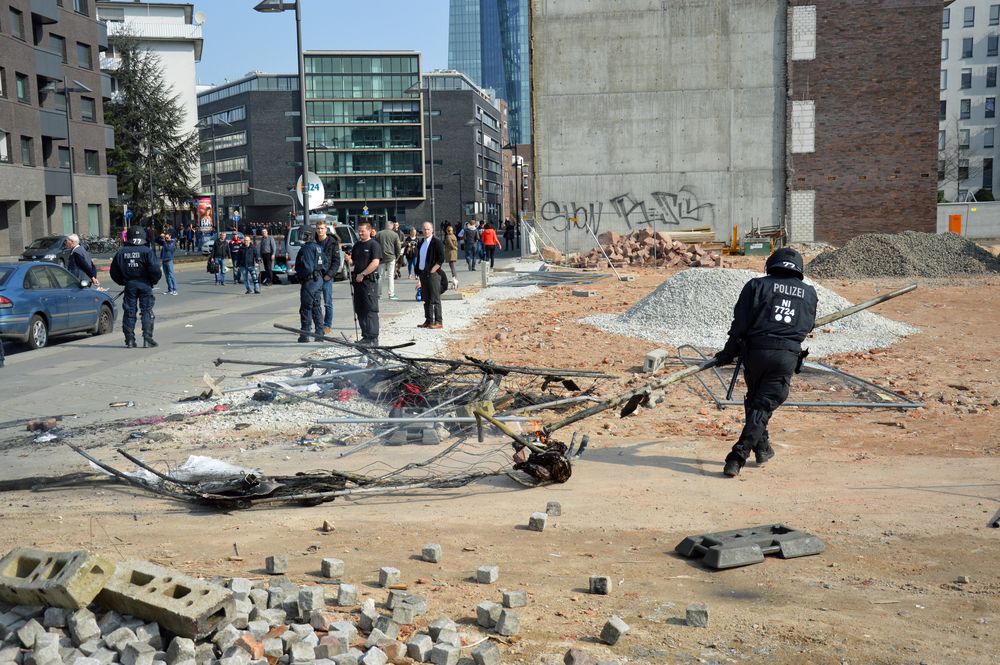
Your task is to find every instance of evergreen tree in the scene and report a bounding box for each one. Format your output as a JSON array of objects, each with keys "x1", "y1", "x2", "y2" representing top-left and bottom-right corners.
[{"x1": 104, "y1": 32, "x2": 198, "y2": 224}]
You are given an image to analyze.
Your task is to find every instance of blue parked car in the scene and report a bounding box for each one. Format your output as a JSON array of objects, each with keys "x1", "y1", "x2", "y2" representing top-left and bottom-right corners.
[{"x1": 0, "y1": 262, "x2": 116, "y2": 350}]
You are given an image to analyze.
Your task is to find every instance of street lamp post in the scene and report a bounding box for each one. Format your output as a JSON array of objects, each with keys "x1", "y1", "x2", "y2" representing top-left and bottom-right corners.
[{"x1": 254, "y1": 0, "x2": 311, "y2": 226}]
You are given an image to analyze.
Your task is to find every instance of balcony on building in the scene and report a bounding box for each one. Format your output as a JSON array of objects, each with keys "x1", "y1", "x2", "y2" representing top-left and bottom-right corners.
[
  {"x1": 104, "y1": 21, "x2": 203, "y2": 60},
  {"x1": 40, "y1": 109, "x2": 68, "y2": 140},
  {"x1": 35, "y1": 47, "x2": 64, "y2": 83},
  {"x1": 30, "y1": 0, "x2": 59, "y2": 25},
  {"x1": 96, "y1": 21, "x2": 109, "y2": 51},
  {"x1": 44, "y1": 168, "x2": 71, "y2": 197}
]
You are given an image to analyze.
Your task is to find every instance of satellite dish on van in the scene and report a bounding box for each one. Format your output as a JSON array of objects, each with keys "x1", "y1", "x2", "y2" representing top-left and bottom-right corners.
[{"x1": 194, "y1": 11, "x2": 206, "y2": 24}]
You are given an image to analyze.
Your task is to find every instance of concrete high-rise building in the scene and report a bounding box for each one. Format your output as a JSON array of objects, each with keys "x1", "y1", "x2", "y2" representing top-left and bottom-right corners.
[
  {"x1": 448, "y1": 0, "x2": 530, "y2": 144},
  {"x1": 0, "y1": 0, "x2": 117, "y2": 254},
  {"x1": 939, "y1": 0, "x2": 999, "y2": 201}
]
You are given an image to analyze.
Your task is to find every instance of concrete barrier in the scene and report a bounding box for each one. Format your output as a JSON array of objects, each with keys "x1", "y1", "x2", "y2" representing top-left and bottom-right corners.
[
  {"x1": 95, "y1": 561, "x2": 234, "y2": 639},
  {"x1": 0, "y1": 548, "x2": 114, "y2": 609}
]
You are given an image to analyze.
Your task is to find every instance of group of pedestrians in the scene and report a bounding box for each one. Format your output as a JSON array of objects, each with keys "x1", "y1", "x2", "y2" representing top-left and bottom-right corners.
[
  {"x1": 209, "y1": 229, "x2": 280, "y2": 293},
  {"x1": 458, "y1": 220, "x2": 503, "y2": 271}
]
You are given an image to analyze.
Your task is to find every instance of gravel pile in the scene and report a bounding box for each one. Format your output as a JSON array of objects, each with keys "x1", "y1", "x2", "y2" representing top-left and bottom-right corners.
[
  {"x1": 582, "y1": 269, "x2": 917, "y2": 356},
  {"x1": 807, "y1": 231, "x2": 1000, "y2": 278}
]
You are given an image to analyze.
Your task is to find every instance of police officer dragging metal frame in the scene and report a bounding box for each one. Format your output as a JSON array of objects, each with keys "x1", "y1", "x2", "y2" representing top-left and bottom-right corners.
[
  {"x1": 713, "y1": 247, "x2": 818, "y2": 477},
  {"x1": 294, "y1": 226, "x2": 327, "y2": 343},
  {"x1": 110, "y1": 226, "x2": 163, "y2": 348}
]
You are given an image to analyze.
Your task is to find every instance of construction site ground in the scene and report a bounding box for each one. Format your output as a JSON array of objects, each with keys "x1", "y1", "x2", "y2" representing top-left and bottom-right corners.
[{"x1": 2, "y1": 258, "x2": 999, "y2": 665}]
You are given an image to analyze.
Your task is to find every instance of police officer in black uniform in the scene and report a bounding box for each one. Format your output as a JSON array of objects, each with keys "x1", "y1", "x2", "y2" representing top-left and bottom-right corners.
[
  {"x1": 348, "y1": 221, "x2": 383, "y2": 346},
  {"x1": 293, "y1": 226, "x2": 326, "y2": 343},
  {"x1": 714, "y1": 247, "x2": 818, "y2": 477},
  {"x1": 110, "y1": 226, "x2": 163, "y2": 348}
]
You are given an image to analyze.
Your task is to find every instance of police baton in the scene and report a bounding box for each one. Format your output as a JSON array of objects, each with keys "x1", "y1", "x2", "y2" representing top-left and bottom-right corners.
[{"x1": 347, "y1": 275, "x2": 360, "y2": 341}]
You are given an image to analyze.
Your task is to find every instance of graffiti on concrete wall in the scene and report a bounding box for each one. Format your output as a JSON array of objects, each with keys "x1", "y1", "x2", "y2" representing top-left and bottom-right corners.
[{"x1": 540, "y1": 186, "x2": 715, "y2": 234}]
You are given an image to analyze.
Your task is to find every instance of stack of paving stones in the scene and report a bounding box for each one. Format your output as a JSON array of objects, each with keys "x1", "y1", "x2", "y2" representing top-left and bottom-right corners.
[
  {"x1": 0, "y1": 552, "x2": 526, "y2": 665},
  {"x1": 573, "y1": 229, "x2": 724, "y2": 269}
]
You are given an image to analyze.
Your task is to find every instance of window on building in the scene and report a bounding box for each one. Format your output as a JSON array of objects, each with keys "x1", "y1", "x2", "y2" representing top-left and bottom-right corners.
[
  {"x1": 966, "y1": 6, "x2": 976, "y2": 27},
  {"x1": 961, "y1": 98, "x2": 972, "y2": 119},
  {"x1": 0, "y1": 68, "x2": 6, "y2": 98},
  {"x1": 986, "y1": 127, "x2": 995, "y2": 148},
  {"x1": 80, "y1": 97, "x2": 96, "y2": 122},
  {"x1": 959, "y1": 158, "x2": 970, "y2": 180},
  {"x1": 991, "y1": 35, "x2": 999, "y2": 57},
  {"x1": 58, "y1": 146, "x2": 70, "y2": 169},
  {"x1": 0, "y1": 131, "x2": 10, "y2": 163},
  {"x1": 990, "y1": 66, "x2": 998, "y2": 87},
  {"x1": 51, "y1": 35, "x2": 67, "y2": 63},
  {"x1": 944, "y1": 8, "x2": 951, "y2": 28},
  {"x1": 943, "y1": 39, "x2": 950, "y2": 60},
  {"x1": 74, "y1": 0, "x2": 88, "y2": 16},
  {"x1": 984, "y1": 158, "x2": 994, "y2": 190},
  {"x1": 962, "y1": 67, "x2": 972, "y2": 88},
  {"x1": 20, "y1": 136, "x2": 35, "y2": 166},
  {"x1": 76, "y1": 43, "x2": 92, "y2": 70},
  {"x1": 988, "y1": 97, "x2": 997, "y2": 118},
  {"x1": 9, "y1": 8, "x2": 24, "y2": 41},
  {"x1": 960, "y1": 128, "x2": 971, "y2": 148},
  {"x1": 84, "y1": 150, "x2": 98, "y2": 175},
  {"x1": 15, "y1": 73, "x2": 29, "y2": 104},
  {"x1": 942, "y1": 69, "x2": 948, "y2": 90},
  {"x1": 940, "y1": 99, "x2": 947, "y2": 120},
  {"x1": 939, "y1": 130, "x2": 946, "y2": 151},
  {"x1": 963, "y1": 37, "x2": 974, "y2": 58}
]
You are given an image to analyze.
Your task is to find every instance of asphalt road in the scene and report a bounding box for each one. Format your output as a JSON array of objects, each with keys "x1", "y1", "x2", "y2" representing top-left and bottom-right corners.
[{"x1": 0, "y1": 259, "x2": 417, "y2": 430}]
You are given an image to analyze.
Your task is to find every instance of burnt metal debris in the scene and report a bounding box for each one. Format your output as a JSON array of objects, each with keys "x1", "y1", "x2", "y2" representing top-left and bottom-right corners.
[{"x1": 675, "y1": 524, "x2": 826, "y2": 569}]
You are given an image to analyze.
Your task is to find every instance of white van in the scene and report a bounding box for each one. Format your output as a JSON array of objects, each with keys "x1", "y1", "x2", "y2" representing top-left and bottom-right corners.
[{"x1": 286, "y1": 219, "x2": 359, "y2": 282}]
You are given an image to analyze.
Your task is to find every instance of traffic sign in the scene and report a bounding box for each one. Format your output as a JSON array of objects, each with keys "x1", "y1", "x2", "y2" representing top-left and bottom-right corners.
[
  {"x1": 233, "y1": 209, "x2": 241, "y2": 222},
  {"x1": 362, "y1": 206, "x2": 369, "y2": 216},
  {"x1": 295, "y1": 171, "x2": 325, "y2": 211},
  {"x1": 124, "y1": 209, "x2": 133, "y2": 222}
]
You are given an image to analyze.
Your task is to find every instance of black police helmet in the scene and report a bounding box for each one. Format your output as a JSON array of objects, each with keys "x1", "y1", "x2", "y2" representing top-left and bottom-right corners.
[
  {"x1": 126, "y1": 226, "x2": 148, "y2": 246},
  {"x1": 298, "y1": 225, "x2": 315, "y2": 243},
  {"x1": 765, "y1": 247, "x2": 804, "y2": 279}
]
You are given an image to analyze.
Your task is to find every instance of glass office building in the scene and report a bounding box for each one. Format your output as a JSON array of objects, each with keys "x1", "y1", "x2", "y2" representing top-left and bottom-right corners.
[
  {"x1": 304, "y1": 52, "x2": 424, "y2": 224},
  {"x1": 448, "y1": 0, "x2": 531, "y2": 144}
]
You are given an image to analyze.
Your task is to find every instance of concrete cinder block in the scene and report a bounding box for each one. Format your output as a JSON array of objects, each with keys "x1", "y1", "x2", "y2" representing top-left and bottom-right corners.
[
  {"x1": 475, "y1": 602, "x2": 501, "y2": 629},
  {"x1": 377, "y1": 568, "x2": 399, "y2": 588},
  {"x1": 121, "y1": 642, "x2": 156, "y2": 665},
  {"x1": 643, "y1": 349, "x2": 669, "y2": 373},
  {"x1": 427, "y1": 618, "x2": 456, "y2": 641},
  {"x1": 0, "y1": 549, "x2": 115, "y2": 610},
  {"x1": 67, "y1": 610, "x2": 101, "y2": 646},
  {"x1": 335, "y1": 584, "x2": 357, "y2": 606},
  {"x1": 545, "y1": 501, "x2": 562, "y2": 516},
  {"x1": 528, "y1": 513, "x2": 548, "y2": 532},
  {"x1": 599, "y1": 615, "x2": 629, "y2": 645},
  {"x1": 420, "y1": 544, "x2": 442, "y2": 564},
  {"x1": 405, "y1": 634, "x2": 432, "y2": 662},
  {"x1": 685, "y1": 603, "x2": 709, "y2": 628},
  {"x1": 471, "y1": 641, "x2": 501, "y2": 665},
  {"x1": 319, "y1": 559, "x2": 344, "y2": 580},
  {"x1": 264, "y1": 557, "x2": 288, "y2": 576},
  {"x1": 476, "y1": 566, "x2": 499, "y2": 584},
  {"x1": 589, "y1": 576, "x2": 611, "y2": 595},
  {"x1": 502, "y1": 590, "x2": 527, "y2": 608},
  {"x1": 495, "y1": 609, "x2": 519, "y2": 636},
  {"x1": 96, "y1": 561, "x2": 234, "y2": 639},
  {"x1": 428, "y1": 644, "x2": 459, "y2": 665}
]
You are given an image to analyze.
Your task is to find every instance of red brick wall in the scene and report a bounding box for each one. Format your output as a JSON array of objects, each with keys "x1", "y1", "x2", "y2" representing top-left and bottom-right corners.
[{"x1": 788, "y1": 0, "x2": 940, "y2": 245}]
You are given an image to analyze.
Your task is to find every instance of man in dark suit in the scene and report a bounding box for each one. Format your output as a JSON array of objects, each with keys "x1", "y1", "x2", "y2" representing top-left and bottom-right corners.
[{"x1": 415, "y1": 221, "x2": 446, "y2": 329}]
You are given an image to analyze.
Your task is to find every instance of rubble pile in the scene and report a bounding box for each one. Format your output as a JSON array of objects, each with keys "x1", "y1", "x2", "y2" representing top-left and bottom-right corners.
[
  {"x1": 581, "y1": 268, "x2": 917, "y2": 356},
  {"x1": 572, "y1": 229, "x2": 725, "y2": 269},
  {"x1": 807, "y1": 231, "x2": 1000, "y2": 278}
]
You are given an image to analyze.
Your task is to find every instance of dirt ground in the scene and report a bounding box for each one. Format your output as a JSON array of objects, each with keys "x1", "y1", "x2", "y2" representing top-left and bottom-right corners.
[{"x1": 1, "y1": 259, "x2": 999, "y2": 665}]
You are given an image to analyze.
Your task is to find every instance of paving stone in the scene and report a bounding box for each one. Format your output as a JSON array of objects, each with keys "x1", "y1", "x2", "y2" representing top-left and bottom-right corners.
[
  {"x1": 495, "y1": 609, "x2": 519, "y2": 636},
  {"x1": 358, "y1": 600, "x2": 377, "y2": 634},
  {"x1": 281, "y1": 599, "x2": 301, "y2": 623},
  {"x1": 280, "y1": 629, "x2": 301, "y2": 651},
  {"x1": 599, "y1": 615, "x2": 629, "y2": 645},
  {"x1": 299, "y1": 633, "x2": 319, "y2": 649},
  {"x1": 104, "y1": 627, "x2": 137, "y2": 652},
  {"x1": 233, "y1": 635, "x2": 264, "y2": 661},
  {"x1": 545, "y1": 501, "x2": 562, "y2": 516},
  {"x1": 136, "y1": 623, "x2": 162, "y2": 650},
  {"x1": 428, "y1": 644, "x2": 458, "y2": 665},
  {"x1": 400, "y1": 595, "x2": 427, "y2": 617},
  {"x1": 589, "y1": 576, "x2": 611, "y2": 595},
  {"x1": 335, "y1": 585, "x2": 357, "y2": 607},
  {"x1": 290, "y1": 624, "x2": 314, "y2": 638},
  {"x1": 528, "y1": 513, "x2": 548, "y2": 532},
  {"x1": 193, "y1": 643, "x2": 215, "y2": 665},
  {"x1": 97, "y1": 612, "x2": 123, "y2": 637},
  {"x1": 213, "y1": 625, "x2": 241, "y2": 652},
  {"x1": 264, "y1": 558, "x2": 288, "y2": 576},
  {"x1": 247, "y1": 590, "x2": 268, "y2": 609},
  {"x1": 91, "y1": 648, "x2": 117, "y2": 665},
  {"x1": 372, "y1": 616, "x2": 399, "y2": 641},
  {"x1": 72, "y1": 657, "x2": 101, "y2": 665},
  {"x1": 332, "y1": 652, "x2": 360, "y2": 665},
  {"x1": 563, "y1": 648, "x2": 599, "y2": 665},
  {"x1": 405, "y1": 634, "x2": 432, "y2": 662},
  {"x1": 475, "y1": 602, "x2": 501, "y2": 629},
  {"x1": 385, "y1": 590, "x2": 408, "y2": 610},
  {"x1": 328, "y1": 622, "x2": 356, "y2": 643},
  {"x1": 12, "y1": 607, "x2": 42, "y2": 620},
  {"x1": 314, "y1": 634, "x2": 347, "y2": 660},
  {"x1": 471, "y1": 641, "x2": 501, "y2": 665},
  {"x1": 420, "y1": 545, "x2": 442, "y2": 564},
  {"x1": 17, "y1": 619, "x2": 45, "y2": 649},
  {"x1": 0, "y1": 645, "x2": 19, "y2": 662},
  {"x1": 67, "y1": 611, "x2": 101, "y2": 646},
  {"x1": 475, "y1": 566, "x2": 499, "y2": 585},
  {"x1": 228, "y1": 580, "x2": 252, "y2": 602},
  {"x1": 433, "y1": 629, "x2": 461, "y2": 648},
  {"x1": 297, "y1": 588, "x2": 325, "y2": 617},
  {"x1": 362, "y1": 630, "x2": 385, "y2": 650},
  {"x1": 254, "y1": 609, "x2": 286, "y2": 627},
  {"x1": 288, "y1": 642, "x2": 314, "y2": 665},
  {"x1": 166, "y1": 638, "x2": 196, "y2": 665},
  {"x1": 501, "y1": 590, "x2": 527, "y2": 608},
  {"x1": 375, "y1": 641, "x2": 404, "y2": 661},
  {"x1": 262, "y1": 638, "x2": 283, "y2": 659},
  {"x1": 358, "y1": 647, "x2": 386, "y2": 665},
  {"x1": 246, "y1": 621, "x2": 270, "y2": 640},
  {"x1": 219, "y1": 648, "x2": 250, "y2": 665},
  {"x1": 121, "y1": 642, "x2": 156, "y2": 665},
  {"x1": 42, "y1": 609, "x2": 67, "y2": 630},
  {"x1": 266, "y1": 589, "x2": 285, "y2": 610},
  {"x1": 60, "y1": 647, "x2": 83, "y2": 662},
  {"x1": 390, "y1": 605, "x2": 416, "y2": 625},
  {"x1": 319, "y1": 560, "x2": 343, "y2": 581},
  {"x1": 77, "y1": 640, "x2": 100, "y2": 657},
  {"x1": 376, "y1": 569, "x2": 399, "y2": 589},
  {"x1": 685, "y1": 603, "x2": 709, "y2": 628}
]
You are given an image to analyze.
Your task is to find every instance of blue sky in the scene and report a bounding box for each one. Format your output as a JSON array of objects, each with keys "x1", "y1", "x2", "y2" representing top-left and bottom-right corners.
[{"x1": 195, "y1": 0, "x2": 450, "y2": 86}]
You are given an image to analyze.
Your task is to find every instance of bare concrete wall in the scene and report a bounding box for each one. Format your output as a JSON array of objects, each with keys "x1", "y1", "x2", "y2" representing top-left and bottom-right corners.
[{"x1": 531, "y1": 0, "x2": 786, "y2": 252}]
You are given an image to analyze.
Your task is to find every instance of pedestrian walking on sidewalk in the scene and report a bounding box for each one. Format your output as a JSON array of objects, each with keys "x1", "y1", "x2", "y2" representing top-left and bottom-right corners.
[
  {"x1": 461, "y1": 220, "x2": 479, "y2": 271},
  {"x1": 415, "y1": 222, "x2": 445, "y2": 330},
  {"x1": 238, "y1": 235, "x2": 261, "y2": 294},
  {"x1": 376, "y1": 219, "x2": 402, "y2": 300},
  {"x1": 713, "y1": 248, "x2": 817, "y2": 478},
  {"x1": 348, "y1": 221, "x2": 382, "y2": 346},
  {"x1": 481, "y1": 221, "x2": 501, "y2": 269},
  {"x1": 443, "y1": 222, "x2": 459, "y2": 285}
]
